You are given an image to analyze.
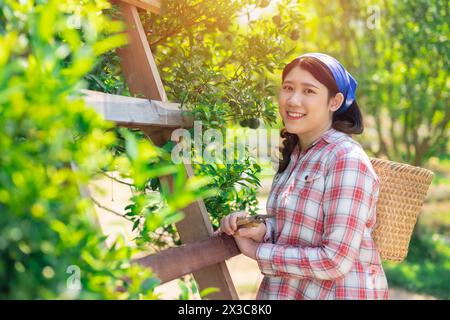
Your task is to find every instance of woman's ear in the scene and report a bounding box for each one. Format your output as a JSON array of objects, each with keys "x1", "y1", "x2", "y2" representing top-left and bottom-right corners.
[{"x1": 329, "y1": 93, "x2": 345, "y2": 112}]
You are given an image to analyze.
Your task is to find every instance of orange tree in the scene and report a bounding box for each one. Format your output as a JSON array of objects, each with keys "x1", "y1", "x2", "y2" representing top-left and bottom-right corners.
[{"x1": 86, "y1": 0, "x2": 307, "y2": 247}]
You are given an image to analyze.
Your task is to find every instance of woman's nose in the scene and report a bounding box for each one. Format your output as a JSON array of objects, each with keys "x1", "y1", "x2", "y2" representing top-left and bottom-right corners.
[{"x1": 287, "y1": 91, "x2": 303, "y2": 107}]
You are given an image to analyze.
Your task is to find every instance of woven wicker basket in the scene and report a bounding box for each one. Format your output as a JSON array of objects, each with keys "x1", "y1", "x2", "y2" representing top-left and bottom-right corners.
[{"x1": 369, "y1": 158, "x2": 434, "y2": 262}]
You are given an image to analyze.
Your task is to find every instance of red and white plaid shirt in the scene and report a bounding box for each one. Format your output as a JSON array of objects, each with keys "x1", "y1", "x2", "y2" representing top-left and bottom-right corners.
[{"x1": 255, "y1": 127, "x2": 389, "y2": 300}]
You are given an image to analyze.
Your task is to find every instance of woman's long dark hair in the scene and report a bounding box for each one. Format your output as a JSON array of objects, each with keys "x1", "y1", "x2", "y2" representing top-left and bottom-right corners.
[{"x1": 277, "y1": 56, "x2": 364, "y2": 173}]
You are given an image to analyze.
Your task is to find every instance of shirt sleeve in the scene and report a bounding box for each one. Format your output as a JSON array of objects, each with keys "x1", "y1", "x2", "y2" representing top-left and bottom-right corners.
[
  {"x1": 262, "y1": 217, "x2": 275, "y2": 243},
  {"x1": 255, "y1": 150, "x2": 380, "y2": 280}
]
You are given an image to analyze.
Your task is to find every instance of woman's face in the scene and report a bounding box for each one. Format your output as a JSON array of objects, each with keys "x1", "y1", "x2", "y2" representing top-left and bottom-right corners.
[{"x1": 278, "y1": 67, "x2": 343, "y2": 141}]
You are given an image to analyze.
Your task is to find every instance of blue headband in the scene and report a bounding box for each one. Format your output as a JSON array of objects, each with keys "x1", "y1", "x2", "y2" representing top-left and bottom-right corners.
[{"x1": 296, "y1": 52, "x2": 358, "y2": 114}]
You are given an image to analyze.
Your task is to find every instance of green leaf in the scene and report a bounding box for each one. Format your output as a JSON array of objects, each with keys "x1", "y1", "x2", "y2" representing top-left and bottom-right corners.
[
  {"x1": 162, "y1": 211, "x2": 184, "y2": 226},
  {"x1": 177, "y1": 280, "x2": 190, "y2": 300},
  {"x1": 132, "y1": 219, "x2": 140, "y2": 231},
  {"x1": 141, "y1": 278, "x2": 161, "y2": 292},
  {"x1": 199, "y1": 287, "x2": 220, "y2": 299}
]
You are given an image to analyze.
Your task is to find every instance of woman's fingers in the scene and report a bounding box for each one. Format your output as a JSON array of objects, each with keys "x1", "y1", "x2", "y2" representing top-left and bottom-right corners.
[
  {"x1": 236, "y1": 223, "x2": 266, "y2": 242},
  {"x1": 220, "y1": 216, "x2": 232, "y2": 235},
  {"x1": 230, "y1": 211, "x2": 248, "y2": 232},
  {"x1": 220, "y1": 211, "x2": 249, "y2": 236},
  {"x1": 236, "y1": 227, "x2": 254, "y2": 237}
]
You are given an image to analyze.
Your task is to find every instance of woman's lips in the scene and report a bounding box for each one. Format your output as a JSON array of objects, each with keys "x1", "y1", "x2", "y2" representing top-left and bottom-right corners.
[{"x1": 286, "y1": 111, "x2": 306, "y2": 120}]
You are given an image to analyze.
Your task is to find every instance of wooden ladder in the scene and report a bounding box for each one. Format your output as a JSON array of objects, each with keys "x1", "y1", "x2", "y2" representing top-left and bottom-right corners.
[{"x1": 84, "y1": 0, "x2": 242, "y2": 300}]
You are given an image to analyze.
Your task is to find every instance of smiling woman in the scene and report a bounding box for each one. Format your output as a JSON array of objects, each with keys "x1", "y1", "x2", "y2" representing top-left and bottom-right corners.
[
  {"x1": 219, "y1": 52, "x2": 389, "y2": 300},
  {"x1": 256, "y1": 53, "x2": 387, "y2": 299},
  {"x1": 278, "y1": 55, "x2": 364, "y2": 173}
]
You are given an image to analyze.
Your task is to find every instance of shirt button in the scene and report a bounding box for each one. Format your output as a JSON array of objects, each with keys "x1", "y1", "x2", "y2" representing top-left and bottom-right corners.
[{"x1": 369, "y1": 265, "x2": 380, "y2": 274}]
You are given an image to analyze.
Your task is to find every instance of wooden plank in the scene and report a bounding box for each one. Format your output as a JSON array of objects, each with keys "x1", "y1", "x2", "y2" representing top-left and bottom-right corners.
[
  {"x1": 162, "y1": 164, "x2": 240, "y2": 300},
  {"x1": 117, "y1": 0, "x2": 161, "y2": 13},
  {"x1": 137, "y1": 126, "x2": 175, "y2": 147},
  {"x1": 111, "y1": 0, "x2": 240, "y2": 300},
  {"x1": 133, "y1": 233, "x2": 240, "y2": 284},
  {"x1": 82, "y1": 90, "x2": 192, "y2": 129},
  {"x1": 116, "y1": 2, "x2": 168, "y2": 101}
]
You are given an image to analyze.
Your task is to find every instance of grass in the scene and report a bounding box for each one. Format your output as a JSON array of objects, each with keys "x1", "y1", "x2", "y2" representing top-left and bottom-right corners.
[
  {"x1": 383, "y1": 162, "x2": 450, "y2": 300},
  {"x1": 428, "y1": 156, "x2": 450, "y2": 185},
  {"x1": 419, "y1": 201, "x2": 450, "y2": 235},
  {"x1": 383, "y1": 227, "x2": 450, "y2": 299},
  {"x1": 431, "y1": 171, "x2": 450, "y2": 186},
  {"x1": 237, "y1": 283, "x2": 259, "y2": 294}
]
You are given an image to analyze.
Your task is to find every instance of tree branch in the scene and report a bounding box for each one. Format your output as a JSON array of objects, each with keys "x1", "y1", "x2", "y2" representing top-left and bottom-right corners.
[
  {"x1": 91, "y1": 197, "x2": 132, "y2": 222},
  {"x1": 99, "y1": 171, "x2": 134, "y2": 188},
  {"x1": 375, "y1": 111, "x2": 391, "y2": 159},
  {"x1": 149, "y1": 17, "x2": 210, "y2": 47}
]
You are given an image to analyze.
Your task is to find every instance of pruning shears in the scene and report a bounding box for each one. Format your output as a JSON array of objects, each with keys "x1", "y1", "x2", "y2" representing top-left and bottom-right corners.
[{"x1": 235, "y1": 214, "x2": 276, "y2": 231}]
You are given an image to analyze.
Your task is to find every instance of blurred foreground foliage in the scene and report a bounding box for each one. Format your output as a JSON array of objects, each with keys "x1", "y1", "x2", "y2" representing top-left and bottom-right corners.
[{"x1": 0, "y1": 0, "x2": 213, "y2": 299}]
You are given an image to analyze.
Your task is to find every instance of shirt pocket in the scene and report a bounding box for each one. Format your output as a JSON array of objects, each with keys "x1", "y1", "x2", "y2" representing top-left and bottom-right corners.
[
  {"x1": 295, "y1": 168, "x2": 326, "y2": 197},
  {"x1": 275, "y1": 168, "x2": 325, "y2": 246},
  {"x1": 282, "y1": 168, "x2": 325, "y2": 219},
  {"x1": 270, "y1": 172, "x2": 282, "y2": 191}
]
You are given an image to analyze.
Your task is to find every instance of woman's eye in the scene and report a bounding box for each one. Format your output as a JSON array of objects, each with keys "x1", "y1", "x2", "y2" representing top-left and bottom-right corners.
[
  {"x1": 282, "y1": 85, "x2": 293, "y2": 91},
  {"x1": 304, "y1": 88, "x2": 315, "y2": 94}
]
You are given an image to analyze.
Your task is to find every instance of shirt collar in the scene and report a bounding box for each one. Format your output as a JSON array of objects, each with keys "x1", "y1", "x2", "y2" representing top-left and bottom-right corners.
[
  {"x1": 308, "y1": 127, "x2": 341, "y2": 148},
  {"x1": 320, "y1": 127, "x2": 341, "y2": 144},
  {"x1": 291, "y1": 127, "x2": 344, "y2": 158}
]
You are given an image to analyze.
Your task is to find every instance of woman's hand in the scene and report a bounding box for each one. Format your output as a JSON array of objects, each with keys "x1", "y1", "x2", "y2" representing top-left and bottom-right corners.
[
  {"x1": 233, "y1": 235, "x2": 259, "y2": 260},
  {"x1": 218, "y1": 211, "x2": 267, "y2": 260},
  {"x1": 219, "y1": 211, "x2": 267, "y2": 242}
]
